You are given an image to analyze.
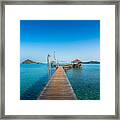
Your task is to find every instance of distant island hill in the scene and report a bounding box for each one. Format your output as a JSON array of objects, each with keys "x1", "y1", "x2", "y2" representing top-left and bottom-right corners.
[
  {"x1": 21, "y1": 59, "x2": 40, "y2": 64},
  {"x1": 21, "y1": 59, "x2": 100, "y2": 64},
  {"x1": 81, "y1": 61, "x2": 100, "y2": 64}
]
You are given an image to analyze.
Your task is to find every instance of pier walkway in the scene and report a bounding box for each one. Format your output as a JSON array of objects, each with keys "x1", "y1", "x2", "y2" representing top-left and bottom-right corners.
[{"x1": 38, "y1": 66, "x2": 77, "y2": 100}]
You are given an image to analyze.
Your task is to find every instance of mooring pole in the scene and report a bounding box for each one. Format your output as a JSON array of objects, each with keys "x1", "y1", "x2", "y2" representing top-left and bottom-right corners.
[{"x1": 47, "y1": 54, "x2": 51, "y2": 78}]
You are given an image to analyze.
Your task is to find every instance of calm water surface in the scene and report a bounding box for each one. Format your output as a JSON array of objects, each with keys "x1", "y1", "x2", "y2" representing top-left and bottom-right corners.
[
  {"x1": 20, "y1": 64, "x2": 55, "y2": 100},
  {"x1": 66, "y1": 64, "x2": 100, "y2": 100},
  {"x1": 20, "y1": 64, "x2": 100, "y2": 100}
]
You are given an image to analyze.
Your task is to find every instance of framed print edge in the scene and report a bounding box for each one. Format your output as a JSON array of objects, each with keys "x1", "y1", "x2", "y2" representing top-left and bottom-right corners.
[
  {"x1": 0, "y1": 0, "x2": 119, "y2": 119},
  {"x1": 115, "y1": 2, "x2": 119, "y2": 119},
  {"x1": 1, "y1": 1, "x2": 5, "y2": 119}
]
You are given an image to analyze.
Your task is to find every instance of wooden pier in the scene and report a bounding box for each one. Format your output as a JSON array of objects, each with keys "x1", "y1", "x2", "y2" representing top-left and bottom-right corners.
[{"x1": 38, "y1": 66, "x2": 77, "y2": 100}]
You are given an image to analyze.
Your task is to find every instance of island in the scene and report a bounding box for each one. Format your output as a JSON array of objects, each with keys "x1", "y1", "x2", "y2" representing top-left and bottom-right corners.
[
  {"x1": 21, "y1": 59, "x2": 40, "y2": 64},
  {"x1": 81, "y1": 61, "x2": 100, "y2": 64}
]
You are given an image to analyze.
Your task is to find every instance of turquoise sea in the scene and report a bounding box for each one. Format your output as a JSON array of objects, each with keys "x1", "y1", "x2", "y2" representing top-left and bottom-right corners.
[{"x1": 20, "y1": 64, "x2": 100, "y2": 100}]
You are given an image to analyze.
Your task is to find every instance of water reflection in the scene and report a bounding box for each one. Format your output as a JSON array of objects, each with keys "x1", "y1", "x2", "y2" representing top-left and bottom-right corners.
[{"x1": 48, "y1": 68, "x2": 51, "y2": 79}]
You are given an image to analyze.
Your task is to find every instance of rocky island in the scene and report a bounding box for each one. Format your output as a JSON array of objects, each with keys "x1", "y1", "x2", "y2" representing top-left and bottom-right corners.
[
  {"x1": 21, "y1": 59, "x2": 40, "y2": 64},
  {"x1": 81, "y1": 61, "x2": 100, "y2": 64}
]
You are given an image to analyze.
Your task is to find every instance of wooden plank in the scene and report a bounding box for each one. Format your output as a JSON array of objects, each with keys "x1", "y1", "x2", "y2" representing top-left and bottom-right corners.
[{"x1": 38, "y1": 66, "x2": 77, "y2": 100}]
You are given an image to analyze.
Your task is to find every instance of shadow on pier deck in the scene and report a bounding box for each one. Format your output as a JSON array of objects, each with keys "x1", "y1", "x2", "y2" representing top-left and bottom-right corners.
[{"x1": 38, "y1": 66, "x2": 77, "y2": 100}]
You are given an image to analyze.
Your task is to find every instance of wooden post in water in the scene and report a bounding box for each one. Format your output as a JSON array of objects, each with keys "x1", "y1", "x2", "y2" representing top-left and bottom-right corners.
[{"x1": 47, "y1": 54, "x2": 51, "y2": 78}]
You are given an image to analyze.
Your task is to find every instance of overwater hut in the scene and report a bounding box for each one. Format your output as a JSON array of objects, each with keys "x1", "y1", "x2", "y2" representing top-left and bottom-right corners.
[{"x1": 71, "y1": 59, "x2": 81, "y2": 68}]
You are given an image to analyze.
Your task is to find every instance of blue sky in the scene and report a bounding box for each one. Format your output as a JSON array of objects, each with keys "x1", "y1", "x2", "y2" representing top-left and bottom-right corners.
[{"x1": 20, "y1": 20, "x2": 100, "y2": 63}]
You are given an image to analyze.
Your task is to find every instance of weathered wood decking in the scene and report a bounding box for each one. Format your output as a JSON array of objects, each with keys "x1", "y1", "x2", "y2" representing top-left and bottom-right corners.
[{"x1": 38, "y1": 66, "x2": 77, "y2": 100}]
